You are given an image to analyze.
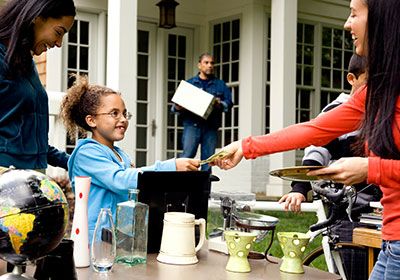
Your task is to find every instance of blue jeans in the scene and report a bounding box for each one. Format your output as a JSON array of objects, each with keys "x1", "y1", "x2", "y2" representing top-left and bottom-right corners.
[
  {"x1": 180, "y1": 123, "x2": 217, "y2": 172},
  {"x1": 370, "y1": 240, "x2": 400, "y2": 280}
]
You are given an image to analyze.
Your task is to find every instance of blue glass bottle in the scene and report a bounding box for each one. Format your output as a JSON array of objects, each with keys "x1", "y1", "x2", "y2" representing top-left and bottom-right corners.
[{"x1": 115, "y1": 189, "x2": 148, "y2": 266}]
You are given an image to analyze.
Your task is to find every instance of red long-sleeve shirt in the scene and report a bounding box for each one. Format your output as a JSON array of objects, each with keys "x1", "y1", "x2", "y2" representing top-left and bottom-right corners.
[{"x1": 242, "y1": 86, "x2": 400, "y2": 240}]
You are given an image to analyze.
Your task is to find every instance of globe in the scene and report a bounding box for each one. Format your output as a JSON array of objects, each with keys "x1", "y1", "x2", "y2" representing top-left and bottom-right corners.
[{"x1": 0, "y1": 168, "x2": 68, "y2": 266}]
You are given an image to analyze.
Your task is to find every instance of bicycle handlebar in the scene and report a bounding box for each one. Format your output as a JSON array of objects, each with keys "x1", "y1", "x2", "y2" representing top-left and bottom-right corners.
[
  {"x1": 312, "y1": 183, "x2": 346, "y2": 204},
  {"x1": 309, "y1": 182, "x2": 355, "y2": 232}
]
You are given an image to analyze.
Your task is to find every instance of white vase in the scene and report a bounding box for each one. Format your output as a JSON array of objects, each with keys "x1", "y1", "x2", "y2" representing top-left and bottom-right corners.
[{"x1": 70, "y1": 176, "x2": 91, "y2": 268}]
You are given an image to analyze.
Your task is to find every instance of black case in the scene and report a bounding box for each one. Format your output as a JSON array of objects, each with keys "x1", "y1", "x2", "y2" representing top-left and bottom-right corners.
[{"x1": 138, "y1": 171, "x2": 217, "y2": 253}]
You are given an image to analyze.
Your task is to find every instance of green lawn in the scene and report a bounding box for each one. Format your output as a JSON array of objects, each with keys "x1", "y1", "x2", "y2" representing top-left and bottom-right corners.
[{"x1": 207, "y1": 209, "x2": 327, "y2": 271}]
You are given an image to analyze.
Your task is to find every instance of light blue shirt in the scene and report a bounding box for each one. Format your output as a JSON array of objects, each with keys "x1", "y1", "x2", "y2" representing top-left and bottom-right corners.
[{"x1": 68, "y1": 138, "x2": 176, "y2": 242}]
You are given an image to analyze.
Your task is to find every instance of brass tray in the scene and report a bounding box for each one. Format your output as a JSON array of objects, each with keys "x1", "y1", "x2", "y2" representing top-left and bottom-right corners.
[{"x1": 269, "y1": 166, "x2": 325, "y2": 182}]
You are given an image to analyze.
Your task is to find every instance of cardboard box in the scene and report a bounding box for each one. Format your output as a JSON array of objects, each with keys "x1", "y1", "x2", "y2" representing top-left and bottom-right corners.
[{"x1": 172, "y1": 80, "x2": 215, "y2": 119}]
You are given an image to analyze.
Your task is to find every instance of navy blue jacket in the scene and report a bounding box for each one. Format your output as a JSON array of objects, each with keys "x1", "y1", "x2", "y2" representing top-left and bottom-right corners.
[
  {"x1": 173, "y1": 75, "x2": 233, "y2": 129},
  {"x1": 0, "y1": 43, "x2": 69, "y2": 169}
]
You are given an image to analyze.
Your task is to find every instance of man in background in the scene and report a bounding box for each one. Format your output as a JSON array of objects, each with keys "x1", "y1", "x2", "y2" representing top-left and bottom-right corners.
[{"x1": 172, "y1": 53, "x2": 233, "y2": 172}]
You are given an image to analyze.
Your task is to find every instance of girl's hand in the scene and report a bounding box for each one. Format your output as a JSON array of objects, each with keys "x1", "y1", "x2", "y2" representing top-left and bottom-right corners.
[
  {"x1": 175, "y1": 158, "x2": 200, "y2": 171},
  {"x1": 307, "y1": 157, "x2": 368, "y2": 186},
  {"x1": 210, "y1": 140, "x2": 243, "y2": 170},
  {"x1": 278, "y1": 192, "x2": 306, "y2": 213}
]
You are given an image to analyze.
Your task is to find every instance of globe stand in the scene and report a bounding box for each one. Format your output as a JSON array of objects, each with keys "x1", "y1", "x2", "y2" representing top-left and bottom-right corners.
[{"x1": 0, "y1": 265, "x2": 34, "y2": 280}]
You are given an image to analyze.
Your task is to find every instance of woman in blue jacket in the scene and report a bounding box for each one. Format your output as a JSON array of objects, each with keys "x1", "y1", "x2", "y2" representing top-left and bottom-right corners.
[{"x1": 0, "y1": 0, "x2": 75, "y2": 170}]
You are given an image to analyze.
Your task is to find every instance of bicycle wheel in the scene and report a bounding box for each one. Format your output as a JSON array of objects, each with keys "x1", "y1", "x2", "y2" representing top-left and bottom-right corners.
[{"x1": 303, "y1": 242, "x2": 368, "y2": 280}]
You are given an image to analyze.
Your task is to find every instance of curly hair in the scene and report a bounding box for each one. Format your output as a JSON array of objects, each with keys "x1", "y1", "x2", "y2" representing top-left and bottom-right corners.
[{"x1": 60, "y1": 75, "x2": 120, "y2": 140}]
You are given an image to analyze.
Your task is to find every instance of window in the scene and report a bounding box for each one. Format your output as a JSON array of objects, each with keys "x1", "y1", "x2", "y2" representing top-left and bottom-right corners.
[
  {"x1": 65, "y1": 19, "x2": 91, "y2": 154},
  {"x1": 136, "y1": 30, "x2": 150, "y2": 167},
  {"x1": 166, "y1": 34, "x2": 187, "y2": 158},
  {"x1": 295, "y1": 23, "x2": 315, "y2": 123},
  {"x1": 265, "y1": 21, "x2": 353, "y2": 131},
  {"x1": 265, "y1": 18, "x2": 271, "y2": 133},
  {"x1": 320, "y1": 27, "x2": 353, "y2": 109},
  {"x1": 66, "y1": 20, "x2": 90, "y2": 87},
  {"x1": 212, "y1": 19, "x2": 240, "y2": 147},
  {"x1": 62, "y1": 13, "x2": 99, "y2": 154}
]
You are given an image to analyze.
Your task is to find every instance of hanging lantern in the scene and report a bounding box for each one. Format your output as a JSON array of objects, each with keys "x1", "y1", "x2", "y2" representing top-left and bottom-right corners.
[{"x1": 156, "y1": 0, "x2": 179, "y2": 29}]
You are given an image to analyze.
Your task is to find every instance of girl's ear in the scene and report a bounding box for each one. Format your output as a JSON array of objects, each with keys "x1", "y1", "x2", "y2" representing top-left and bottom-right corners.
[{"x1": 85, "y1": 115, "x2": 97, "y2": 128}]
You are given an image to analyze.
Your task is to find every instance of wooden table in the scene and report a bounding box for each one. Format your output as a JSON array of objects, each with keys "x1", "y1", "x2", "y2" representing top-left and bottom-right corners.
[
  {"x1": 0, "y1": 244, "x2": 341, "y2": 280},
  {"x1": 353, "y1": 227, "x2": 382, "y2": 275}
]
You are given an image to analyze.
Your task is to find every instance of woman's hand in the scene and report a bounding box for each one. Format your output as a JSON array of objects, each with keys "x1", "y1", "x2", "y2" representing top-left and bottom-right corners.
[
  {"x1": 278, "y1": 192, "x2": 306, "y2": 213},
  {"x1": 175, "y1": 158, "x2": 200, "y2": 171},
  {"x1": 210, "y1": 140, "x2": 244, "y2": 170},
  {"x1": 307, "y1": 157, "x2": 368, "y2": 186}
]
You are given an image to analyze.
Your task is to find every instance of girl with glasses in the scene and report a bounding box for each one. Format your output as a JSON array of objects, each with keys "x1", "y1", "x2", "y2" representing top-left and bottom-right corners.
[{"x1": 60, "y1": 75, "x2": 200, "y2": 242}]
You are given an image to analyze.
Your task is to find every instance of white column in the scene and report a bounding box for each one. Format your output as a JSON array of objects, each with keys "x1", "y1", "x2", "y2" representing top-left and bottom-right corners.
[
  {"x1": 267, "y1": 0, "x2": 297, "y2": 196},
  {"x1": 46, "y1": 39, "x2": 67, "y2": 177},
  {"x1": 155, "y1": 29, "x2": 167, "y2": 161},
  {"x1": 46, "y1": 48, "x2": 63, "y2": 91},
  {"x1": 107, "y1": 0, "x2": 138, "y2": 158},
  {"x1": 97, "y1": 11, "x2": 107, "y2": 85},
  {"x1": 213, "y1": 2, "x2": 266, "y2": 194}
]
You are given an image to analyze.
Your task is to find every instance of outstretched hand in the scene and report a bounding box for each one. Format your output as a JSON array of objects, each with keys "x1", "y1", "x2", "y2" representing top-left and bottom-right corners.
[
  {"x1": 278, "y1": 192, "x2": 306, "y2": 213},
  {"x1": 307, "y1": 157, "x2": 368, "y2": 186},
  {"x1": 175, "y1": 158, "x2": 200, "y2": 171},
  {"x1": 210, "y1": 140, "x2": 244, "y2": 170}
]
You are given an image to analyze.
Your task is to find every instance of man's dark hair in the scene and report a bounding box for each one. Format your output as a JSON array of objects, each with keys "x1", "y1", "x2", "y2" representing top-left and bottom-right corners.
[
  {"x1": 348, "y1": 54, "x2": 367, "y2": 78},
  {"x1": 198, "y1": 52, "x2": 213, "y2": 62},
  {"x1": 0, "y1": 0, "x2": 76, "y2": 76}
]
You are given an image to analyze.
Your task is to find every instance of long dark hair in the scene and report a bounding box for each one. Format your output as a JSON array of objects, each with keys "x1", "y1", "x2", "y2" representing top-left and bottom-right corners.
[
  {"x1": 359, "y1": 0, "x2": 400, "y2": 159},
  {"x1": 0, "y1": 0, "x2": 76, "y2": 76}
]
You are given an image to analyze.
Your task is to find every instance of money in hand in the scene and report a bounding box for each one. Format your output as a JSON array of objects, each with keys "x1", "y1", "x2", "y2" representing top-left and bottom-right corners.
[{"x1": 200, "y1": 150, "x2": 231, "y2": 165}]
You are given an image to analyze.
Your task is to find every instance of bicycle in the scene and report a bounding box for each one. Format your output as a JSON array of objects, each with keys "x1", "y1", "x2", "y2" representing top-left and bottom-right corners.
[{"x1": 302, "y1": 181, "x2": 372, "y2": 280}]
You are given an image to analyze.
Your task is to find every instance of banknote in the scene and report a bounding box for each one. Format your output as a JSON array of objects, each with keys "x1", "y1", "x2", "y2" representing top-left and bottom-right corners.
[{"x1": 200, "y1": 150, "x2": 231, "y2": 165}]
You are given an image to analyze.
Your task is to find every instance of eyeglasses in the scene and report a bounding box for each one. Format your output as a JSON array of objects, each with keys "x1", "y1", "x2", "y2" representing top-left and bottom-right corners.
[{"x1": 94, "y1": 110, "x2": 133, "y2": 121}]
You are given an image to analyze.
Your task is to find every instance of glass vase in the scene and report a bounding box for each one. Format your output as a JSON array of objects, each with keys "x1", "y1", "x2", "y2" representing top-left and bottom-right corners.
[{"x1": 91, "y1": 208, "x2": 116, "y2": 273}]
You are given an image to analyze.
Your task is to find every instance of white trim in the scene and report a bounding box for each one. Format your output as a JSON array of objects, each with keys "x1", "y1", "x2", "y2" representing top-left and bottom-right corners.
[
  {"x1": 97, "y1": 12, "x2": 107, "y2": 85},
  {"x1": 46, "y1": 46, "x2": 63, "y2": 92},
  {"x1": 155, "y1": 28, "x2": 168, "y2": 161},
  {"x1": 267, "y1": 0, "x2": 297, "y2": 196},
  {"x1": 107, "y1": 0, "x2": 138, "y2": 158},
  {"x1": 137, "y1": 21, "x2": 158, "y2": 164}
]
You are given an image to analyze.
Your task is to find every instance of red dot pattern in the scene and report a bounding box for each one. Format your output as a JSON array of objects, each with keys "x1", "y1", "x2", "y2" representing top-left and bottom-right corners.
[
  {"x1": 76, "y1": 228, "x2": 80, "y2": 235},
  {"x1": 79, "y1": 193, "x2": 82, "y2": 199}
]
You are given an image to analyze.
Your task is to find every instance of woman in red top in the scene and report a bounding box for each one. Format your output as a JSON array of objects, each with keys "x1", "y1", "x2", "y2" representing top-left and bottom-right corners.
[{"x1": 213, "y1": 0, "x2": 400, "y2": 278}]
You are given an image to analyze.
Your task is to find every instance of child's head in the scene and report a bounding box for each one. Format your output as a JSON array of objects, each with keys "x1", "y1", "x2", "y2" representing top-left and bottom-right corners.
[
  {"x1": 347, "y1": 54, "x2": 367, "y2": 95},
  {"x1": 60, "y1": 75, "x2": 131, "y2": 147}
]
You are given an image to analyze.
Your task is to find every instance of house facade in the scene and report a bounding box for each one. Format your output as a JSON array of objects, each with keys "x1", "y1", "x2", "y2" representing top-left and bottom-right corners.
[{"x1": 4, "y1": 0, "x2": 352, "y2": 198}]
